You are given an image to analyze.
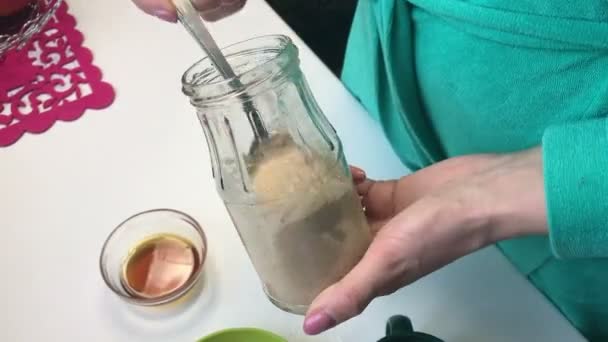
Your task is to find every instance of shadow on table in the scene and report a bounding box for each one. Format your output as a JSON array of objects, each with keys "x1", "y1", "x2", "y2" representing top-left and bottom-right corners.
[{"x1": 99, "y1": 258, "x2": 219, "y2": 338}]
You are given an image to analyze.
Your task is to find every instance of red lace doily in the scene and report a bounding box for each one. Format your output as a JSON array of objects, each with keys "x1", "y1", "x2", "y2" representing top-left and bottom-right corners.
[{"x1": 0, "y1": 0, "x2": 115, "y2": 147}]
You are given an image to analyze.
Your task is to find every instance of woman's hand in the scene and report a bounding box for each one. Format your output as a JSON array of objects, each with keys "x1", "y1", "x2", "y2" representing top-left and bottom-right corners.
[
  {"x1": 131, "y1": 0, "x2": 246, "y2": 22},
  {"x1": 303, "y1": 147, "x2": 548, "y2": 335}
]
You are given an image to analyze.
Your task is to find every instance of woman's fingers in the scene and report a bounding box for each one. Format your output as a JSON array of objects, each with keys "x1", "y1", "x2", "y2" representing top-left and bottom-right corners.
[
  {"x1": 132, "y1": 0, "x2": 177, "y2": 22},
  {"x1": 191, "y1": 0, "x2": 219, "y2": 11},
  {"x1": 349, "y1": 166, "x2": 403, "y2": 220},
  {"x1": 303, "y1": 220, "x2": 416, "y2": 335},
  {"x1": 196, "y1": 0, "x2": 246, "y2": 21},
  {"x1": 349, "y1": 166, "x2": 366, "y2": 184},
  {"x1": 360, "y1": 180, "x2": 400, "y2": 219},
  {"x1": 131, "y1": 0, "x2": 246, "y2": 22}
]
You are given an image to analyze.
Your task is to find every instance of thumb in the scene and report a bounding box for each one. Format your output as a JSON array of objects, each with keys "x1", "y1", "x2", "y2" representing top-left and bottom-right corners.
[
  {"x1": 303, "y1": 232, "x2": 409, "y2": 335},
  {"x1": 132, "y1": 0, "x2": 177, "y2": 22}
]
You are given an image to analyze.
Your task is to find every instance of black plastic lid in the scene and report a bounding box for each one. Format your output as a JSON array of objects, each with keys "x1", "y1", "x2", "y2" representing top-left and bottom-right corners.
[{"x1": 378, "y1": 315, "x2": 444, "y2": 342}]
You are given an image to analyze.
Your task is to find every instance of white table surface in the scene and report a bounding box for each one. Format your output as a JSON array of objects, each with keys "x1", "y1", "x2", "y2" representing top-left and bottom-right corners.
[{"x1": 0, "y1": 1, "x2": 586, "y2": 341}]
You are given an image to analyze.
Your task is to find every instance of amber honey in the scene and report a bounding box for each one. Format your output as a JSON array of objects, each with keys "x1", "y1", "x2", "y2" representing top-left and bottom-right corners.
[{"x1": 121, "y1": 234, "x2": 200, "y2": 299}]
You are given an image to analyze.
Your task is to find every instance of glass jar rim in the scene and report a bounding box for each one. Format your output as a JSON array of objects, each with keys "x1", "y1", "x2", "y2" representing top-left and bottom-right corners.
[{"x1": 181, "y1": 34, "x2": 297, "y2": 106}]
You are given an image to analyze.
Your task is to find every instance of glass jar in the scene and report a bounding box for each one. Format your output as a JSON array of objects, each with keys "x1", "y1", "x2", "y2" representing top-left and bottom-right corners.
[{"x1": 181, "y1": 35, "x2": 371, "y2": 315}]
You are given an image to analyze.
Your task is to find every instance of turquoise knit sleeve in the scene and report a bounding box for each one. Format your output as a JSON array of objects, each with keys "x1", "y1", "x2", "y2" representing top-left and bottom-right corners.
[{"x1": 543, "y1": 118, "x2": 608, "y2": 259}]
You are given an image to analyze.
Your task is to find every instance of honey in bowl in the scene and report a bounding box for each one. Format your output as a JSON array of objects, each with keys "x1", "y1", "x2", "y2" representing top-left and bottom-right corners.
[{"x1": 121, "y1": 234, "x2": 200, "y2": 299}]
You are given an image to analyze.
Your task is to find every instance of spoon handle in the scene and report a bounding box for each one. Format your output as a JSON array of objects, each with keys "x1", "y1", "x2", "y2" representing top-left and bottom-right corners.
[
  {"x1": 173, "y1": 0, "x2": 270, "y2": 142},
  {"x1": 173, "y1": 0, "x2": 236, "y2": 80}
]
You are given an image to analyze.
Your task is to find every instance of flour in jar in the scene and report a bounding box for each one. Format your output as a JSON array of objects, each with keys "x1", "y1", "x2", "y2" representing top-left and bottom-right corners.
[{"x1": 226, "y1": 134, "x2": 372, "y2": 313}]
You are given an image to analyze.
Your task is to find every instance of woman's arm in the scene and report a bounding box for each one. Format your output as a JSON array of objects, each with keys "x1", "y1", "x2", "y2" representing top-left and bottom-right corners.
[{"x1": 303, "y1": 122, "x2": 608, "y2": 334}]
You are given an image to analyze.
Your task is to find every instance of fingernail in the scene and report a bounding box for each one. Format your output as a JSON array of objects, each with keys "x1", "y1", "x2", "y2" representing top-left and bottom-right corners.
[
  {"x1": 152, "y1": 8, "x2": 177, "y2": 22},
  {"x1": 351, "y1": 167, "x2": 366, "y2": 181},
  {"x1": 303, "y1": 311, "x2": 336, "y2": 335}
]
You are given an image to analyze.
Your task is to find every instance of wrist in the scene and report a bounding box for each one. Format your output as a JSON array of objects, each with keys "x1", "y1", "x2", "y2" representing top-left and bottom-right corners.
[{"x1": 483, "y1": 148, "x2": 548, "y2": 243}]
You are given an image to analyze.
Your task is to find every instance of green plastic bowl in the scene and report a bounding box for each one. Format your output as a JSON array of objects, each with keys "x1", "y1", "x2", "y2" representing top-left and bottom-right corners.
[{"x1": 197, "y1": 328, "x2": 287, "y2": 342}]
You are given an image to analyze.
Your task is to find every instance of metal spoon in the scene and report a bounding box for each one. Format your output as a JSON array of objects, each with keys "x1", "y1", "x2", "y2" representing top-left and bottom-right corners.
[{"x1": 172, "y1": 0, "x2": 269, "y2": 141}]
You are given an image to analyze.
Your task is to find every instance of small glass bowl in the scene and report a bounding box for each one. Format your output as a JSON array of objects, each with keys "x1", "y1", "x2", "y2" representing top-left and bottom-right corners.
[{"x1": 99, "y1": 209, "x2": 207, "y2": 307}]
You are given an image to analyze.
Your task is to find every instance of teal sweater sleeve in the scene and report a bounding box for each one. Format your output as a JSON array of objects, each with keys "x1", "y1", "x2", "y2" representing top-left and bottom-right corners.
[
  {"x1": 543, "y1": 118, "x2": 608, "y2": 259},
  {"x1": 342, "y1": 0, "x2": 608, "y2": 260}
]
